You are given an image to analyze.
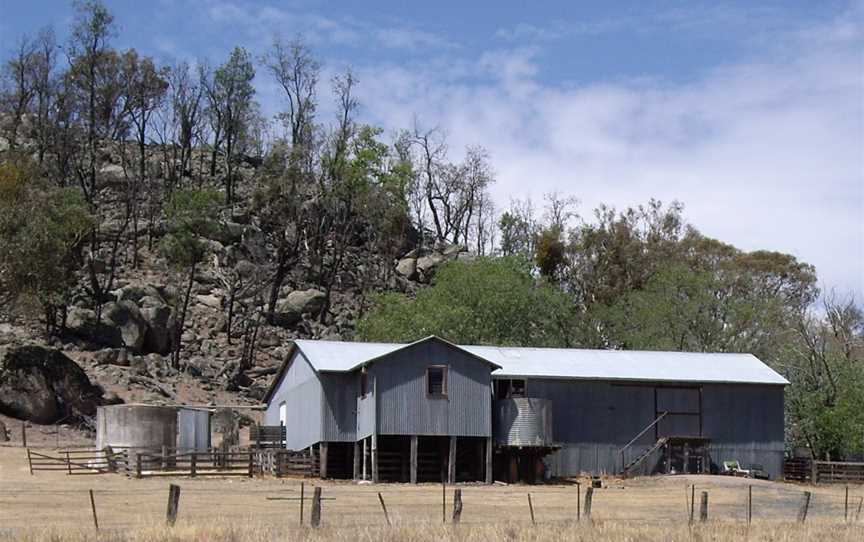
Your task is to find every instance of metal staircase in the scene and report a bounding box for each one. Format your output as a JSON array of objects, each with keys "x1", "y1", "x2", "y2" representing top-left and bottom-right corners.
[
  {"x1": 618, "y1": 411, "x2": 668, "y2": 478},
  {"x1": 623, "y1": 437, "x2": 668, "y2": 476}
]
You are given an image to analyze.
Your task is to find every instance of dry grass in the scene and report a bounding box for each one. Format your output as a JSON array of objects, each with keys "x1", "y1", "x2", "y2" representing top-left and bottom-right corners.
[
  {"x1": 2, "y1": 447, "x2": 863, "y2": 540},
  {"x1": 2, "y1": 520, "x2": 863, "y2": 542}
]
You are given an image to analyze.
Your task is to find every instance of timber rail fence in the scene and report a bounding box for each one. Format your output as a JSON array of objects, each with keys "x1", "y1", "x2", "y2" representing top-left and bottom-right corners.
[
  {"x1": 783, "y1": 458, "x2": 864, "y2": 484},
  {"x1": 25, "y1": 447, "x2": 319, "y2": 479}
]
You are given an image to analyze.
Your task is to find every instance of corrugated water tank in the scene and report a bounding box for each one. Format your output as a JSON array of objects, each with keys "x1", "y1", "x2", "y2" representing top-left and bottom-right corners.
[{"x1": 493, "y1": 398, "x2": 554, "y2": 446}]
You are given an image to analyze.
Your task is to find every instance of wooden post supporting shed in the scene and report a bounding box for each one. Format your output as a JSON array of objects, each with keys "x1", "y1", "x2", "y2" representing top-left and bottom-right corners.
[
  {"x1": 371, "y1": 434, "x2": 379, "y2": 483},
  {"x1": 410, "y1": 435, "x2": 418, "y2": 484},
  {"x1": 485, "y1": 437, "x2": 493, "y2": 484},
  {"x1": 448, "y1": 436, "x2": 457, "y2": 484}
]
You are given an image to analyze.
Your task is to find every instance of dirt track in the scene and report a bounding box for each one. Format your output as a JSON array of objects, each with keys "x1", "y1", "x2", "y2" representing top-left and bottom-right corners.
[{"x1": 0, "y1": 446, "x2": 861, "y2": 533}]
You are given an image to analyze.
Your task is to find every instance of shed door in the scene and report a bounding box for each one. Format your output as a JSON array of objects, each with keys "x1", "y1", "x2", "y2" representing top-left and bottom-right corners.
[{"x1": 655, "y1": 387, "x2": 701, "y2": 438}]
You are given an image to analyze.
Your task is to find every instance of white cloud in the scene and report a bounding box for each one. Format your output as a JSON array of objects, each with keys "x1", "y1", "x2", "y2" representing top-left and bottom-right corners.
[{"x1": 354, "y1": 10, "x2": 864, "y2": 296}]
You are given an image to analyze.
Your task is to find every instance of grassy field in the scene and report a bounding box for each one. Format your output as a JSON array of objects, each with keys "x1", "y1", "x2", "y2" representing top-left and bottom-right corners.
[{"x1": 1, "y1": 446, "x2": 862, "y2": 541}]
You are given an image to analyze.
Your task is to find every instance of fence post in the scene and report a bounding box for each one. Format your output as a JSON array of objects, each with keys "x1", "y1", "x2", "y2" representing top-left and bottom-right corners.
[
  {"x1": 845, "y1": 486, "x2": 849, "y2": 522},
  {"x1": 810, "y1": 460, "x2": 818, "y2": 485},
  {"x1": 527, "y1": 493, "x2": 535, "y2": 524},
  {"x1": 136, "y1": 453, "x2": 142, "y2": 478},
  {"x1": 248, "y1": 451, "x2": 254, "y2": 478},
  {"x1": 797, "y1": 491, "x2": 811, "y2": 523},
  {"x1": 576, "y1": 481, "x2": 581, "y2": 522},
  {"x1": 442, "y1": 482, "x2": 446, "y2": 524},
  {"x1": 856, "y1": 496, "x2": 863, "y2": 522},
  {"x1": 89, "y1": 489, "x2": 99, "y2": 530},
  {"x1": 21, "y1": 422, "x2": 27, "y2": 448},
  {"x1": 584, "y1": 486, "x2": 593, "y2": 521},
  {"x1": 190, "y1": 453, "x2": 197, "y2": 477},
  {"x1": 161, "y1": 445, "x2": 167, "y2": 470},
  {"x1": 747, "y1": 485, "x2": 752, "y2": 525},
  {"x1": 166, "y1": 484, "x2": 181, "y2": 526},
  {"x1": 300, "y1": 482, "x2": 304, "y2": 525},
  {"x1": 378, "y1": 492, "x2": 391, "y2": 526},
  {"x1": 310, "y1": 486, "x2": 322, "y2": 527},
  {"x1": 26, "y1": 448, "x2": 33, "y2": 476},
  {"x1": 65, "y1": 450, "x2": 72, "y2": 475},
  {"x1": 689, "y1": 485, "x2": 695, "y2": 525},
  {"x1": 699, "y1": 491, "x2": 708, "y2": 522},
  {"x1": 453, "y1": 489, "x2": 463, "y2": 524}
]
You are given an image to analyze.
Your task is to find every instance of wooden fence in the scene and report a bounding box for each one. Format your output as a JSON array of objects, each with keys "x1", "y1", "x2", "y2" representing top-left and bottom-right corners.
[
  {"x1": 813, "y1": 461, "x2": 864, "y2": 484},
  {"x1": 26, "y1": 448, "x2": 128, "y2": 475},
  {"x1": 250, "y1": 425, "x2": 286, "y2": 448},
  {"x1": 132, "y1": 449, "x2": 255, "y2": 478},
  {"x1": 784, "y1": 458, "x2": 812, "y2": 483},
  {"x1": 254, "y1": 449, "x2": 319, "y2": 477},
  {"x1": 784, "y1": 458, "x2": 864, "y2": 484}
]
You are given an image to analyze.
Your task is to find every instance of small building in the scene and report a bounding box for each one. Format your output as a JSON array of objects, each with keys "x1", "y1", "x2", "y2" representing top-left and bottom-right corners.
[{"x1": 263, "y1": 336, "x2": 787, "y2": 481}]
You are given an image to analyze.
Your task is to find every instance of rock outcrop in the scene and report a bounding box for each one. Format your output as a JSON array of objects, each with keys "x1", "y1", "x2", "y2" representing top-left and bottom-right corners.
[
  {"x1": 273, "y1": 288, "x2": 327, "y2": 327},
  {"x1": 0, "y1": 345, "x2": 112, "y2": 424},
  {"x1": 395, "y1": 243, "x2": 468, "y2": 283}
]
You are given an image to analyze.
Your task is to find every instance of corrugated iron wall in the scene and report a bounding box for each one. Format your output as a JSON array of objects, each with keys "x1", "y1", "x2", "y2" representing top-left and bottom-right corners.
[
  {"x1": 356, "y1": 388, "x2": 376, "y2": 440},
  {"x1": 264, "y1": 351, "x2": 324, "y2": 450},
  {"x1": 521, "y1": 378, "x2": 785, "y2": 478},
  {"x1": 372, "y1": 340, "x2": 492, "y2": 437},
  {"x1": 321, "y1": 372, "x2": 357, "y2": 442}
]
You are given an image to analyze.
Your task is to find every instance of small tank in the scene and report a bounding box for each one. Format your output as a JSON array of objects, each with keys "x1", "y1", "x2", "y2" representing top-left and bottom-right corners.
[
  {"x1": 493, "y1": 398, "x2": 554, "y2": 447},
  {"x1": 96, "y1": 404, "x2": 178, "y2": 451},
  {"x1": 96, "y1": 404, "x2": 210, "y2": 451}
]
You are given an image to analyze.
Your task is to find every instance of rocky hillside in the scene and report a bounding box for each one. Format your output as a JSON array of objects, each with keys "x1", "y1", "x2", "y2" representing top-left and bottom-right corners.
[{"x1": 0, "y1": 141, "x2": 471, "y2": 427}]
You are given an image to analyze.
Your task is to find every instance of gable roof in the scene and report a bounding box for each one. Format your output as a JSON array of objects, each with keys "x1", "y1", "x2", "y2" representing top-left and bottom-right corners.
[
  {"x1": 262, "y1": 336, "x2": 500, "y2": 403},
  {"x1": 263, "y1": 337, "x2": 788, "y2": 403}
]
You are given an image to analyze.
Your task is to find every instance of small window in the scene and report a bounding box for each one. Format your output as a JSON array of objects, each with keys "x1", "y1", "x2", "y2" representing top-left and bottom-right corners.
[
  {"x1": 359, "y1": 370, "x2": 369, "y2": 397},
  {"x1": 427, "y1": 366, "x2": 448, "y2": 396}
]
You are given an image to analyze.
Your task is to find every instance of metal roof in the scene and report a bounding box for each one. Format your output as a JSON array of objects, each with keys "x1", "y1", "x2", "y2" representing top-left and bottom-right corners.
[
  {"x1": 464, "y1": 345, "x2": 788, "y2": 385},
  {"x1": 291, "y1": 337, "x2": 788, "y2": 385}
]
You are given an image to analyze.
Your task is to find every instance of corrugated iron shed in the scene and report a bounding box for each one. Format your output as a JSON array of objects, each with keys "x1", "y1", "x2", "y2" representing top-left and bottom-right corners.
[{"x1": 289, "y1": 337, "x2": 788, "y2": 385}]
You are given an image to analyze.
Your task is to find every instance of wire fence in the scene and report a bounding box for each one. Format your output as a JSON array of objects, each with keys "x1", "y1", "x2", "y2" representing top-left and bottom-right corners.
[{"x1": 1, "y1": 478, "x2": 862, "y2": 533}]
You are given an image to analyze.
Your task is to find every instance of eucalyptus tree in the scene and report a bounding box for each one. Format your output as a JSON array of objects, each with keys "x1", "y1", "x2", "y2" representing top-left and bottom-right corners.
[
  {"x1": 120, "y1": 49, "x2": 168, "y2": 267},
  {"x1": 257, "y1": 36, "x2": 320, "y2": 318},
  {"x1": 204, "y1": 46, "x2": 255, "y2": 205}
]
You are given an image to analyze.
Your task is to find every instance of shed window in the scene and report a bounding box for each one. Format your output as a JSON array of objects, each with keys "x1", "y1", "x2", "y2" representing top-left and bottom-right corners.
[{"x1": 427, "y1": 366, "x2": 448, "y2": 396}]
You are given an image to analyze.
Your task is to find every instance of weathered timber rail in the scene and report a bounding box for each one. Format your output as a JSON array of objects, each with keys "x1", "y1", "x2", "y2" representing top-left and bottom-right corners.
[
  {"x1": 133, "y1": 449, "x2": 255, "y2": 478},
  {"x1": 784, "y1": 458, "x2": 864, "y2": 484},
  {"x1": 26, "y1": 448, "x2": 129, "y2": 475}
]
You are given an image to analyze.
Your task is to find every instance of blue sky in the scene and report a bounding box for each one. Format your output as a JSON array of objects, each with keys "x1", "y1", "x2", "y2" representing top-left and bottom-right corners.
[{"x1": 2, "y1": 0, "x2": 863, "y2": 297}]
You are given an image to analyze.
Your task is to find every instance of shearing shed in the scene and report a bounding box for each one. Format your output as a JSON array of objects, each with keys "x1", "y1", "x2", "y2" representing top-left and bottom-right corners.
[{"x1": 263, "y1": 336, "x2": 787, "y2": 482}]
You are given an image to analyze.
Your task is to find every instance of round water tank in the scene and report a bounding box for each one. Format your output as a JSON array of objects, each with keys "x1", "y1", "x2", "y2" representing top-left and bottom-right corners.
[
  {"x1": 493, "y1": 398, "x2": 554, "y2": 447},
  {"x1": 96, "y1": 404, "x2": 178, "y2": 451}
]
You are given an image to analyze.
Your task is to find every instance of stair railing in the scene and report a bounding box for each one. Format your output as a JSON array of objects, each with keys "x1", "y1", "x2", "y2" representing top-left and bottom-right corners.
[{"x1": 619, "y1": 411, "x2": 669, "y2": 473}]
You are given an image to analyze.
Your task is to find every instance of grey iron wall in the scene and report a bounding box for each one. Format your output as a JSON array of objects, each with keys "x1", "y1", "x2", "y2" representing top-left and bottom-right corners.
[
  {"x1": 320, "y1": 372, "x2": 358, "y2": 442},
  {"x1": 702, "y1": 383, "x2": 784, "y2": 479},
  {"x1": 357, "y1": 381, "x2": 376, "y2": 440},
  {"x1": 370, "y1": 340, "x2": 493, "y2": 437},
  {"x1": 516, "y1": 378, "x2": 785, "y2": 479},
  {"x1": 264, "y1": 351, "x2": 324, "y2": 450}
]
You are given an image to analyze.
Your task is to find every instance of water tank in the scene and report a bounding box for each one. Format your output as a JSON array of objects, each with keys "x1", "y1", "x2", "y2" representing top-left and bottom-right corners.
[
  {"x1": 493, "y1": 398, "x2": 554, "y2": 447},
  {"x1": 96, "y1": 404, "x2": 178, "y2": 451},
  {"x1": 177, "y1": 407, "x2": 211, "y2": 450}
]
